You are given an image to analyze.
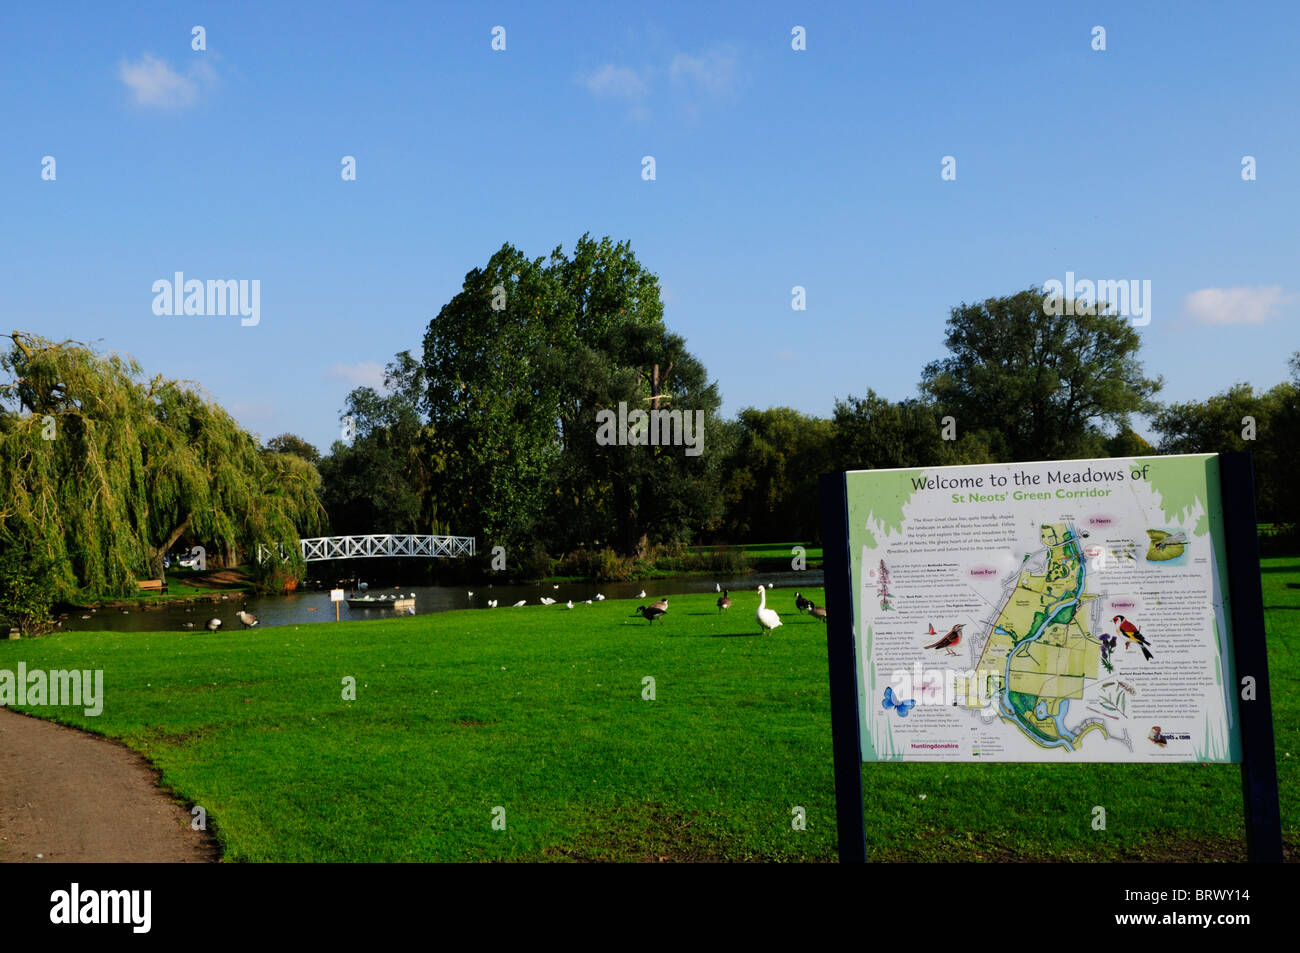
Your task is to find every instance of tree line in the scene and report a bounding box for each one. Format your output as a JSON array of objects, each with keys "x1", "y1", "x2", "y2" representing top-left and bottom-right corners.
[{"x1": 2, "y1": 236, "x2": 1295, "y2": 602}]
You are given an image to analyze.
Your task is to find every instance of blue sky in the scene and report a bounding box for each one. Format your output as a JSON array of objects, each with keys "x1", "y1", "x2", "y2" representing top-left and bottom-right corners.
[{"x1": 4, "y1": 1, "x2": 1297, "y2": 453}]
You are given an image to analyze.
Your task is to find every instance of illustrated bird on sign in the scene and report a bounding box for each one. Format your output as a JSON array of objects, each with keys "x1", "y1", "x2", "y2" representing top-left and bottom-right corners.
[
  {"x1": 925, "y1": 623, "x2": 964, "y2": 656},
  {"x1": 1112, "y1": 615, "x2": 1153, "y2": 660}
]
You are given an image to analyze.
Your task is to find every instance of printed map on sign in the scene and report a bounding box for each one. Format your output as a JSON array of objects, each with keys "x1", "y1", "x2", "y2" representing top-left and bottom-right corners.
[{"x1": 846, "y1": 454, "x2": 1242, "y2": 763}]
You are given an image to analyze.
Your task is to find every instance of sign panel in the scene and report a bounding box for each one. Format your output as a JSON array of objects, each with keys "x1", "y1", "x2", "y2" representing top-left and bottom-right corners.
[
  {"x1": 330, "y1": 588, "x2": 345, "y2": 602},
  {"x1": 847, "y1": 454, "x2": 1242, "y2": 762}
]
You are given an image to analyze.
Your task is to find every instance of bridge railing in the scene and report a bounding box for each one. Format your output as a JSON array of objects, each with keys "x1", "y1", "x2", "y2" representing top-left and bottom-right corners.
[{"x1": 257, "y1": 534, "x2": 476, "y2": 564}]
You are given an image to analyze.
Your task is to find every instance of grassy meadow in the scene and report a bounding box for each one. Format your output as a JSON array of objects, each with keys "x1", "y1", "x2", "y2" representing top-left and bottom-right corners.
[{"x1": 2, "y1": 562, "x2": 1296, "y2": 862}]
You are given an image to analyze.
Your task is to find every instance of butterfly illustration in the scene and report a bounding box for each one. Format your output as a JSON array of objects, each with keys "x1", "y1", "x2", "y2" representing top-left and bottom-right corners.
[{"x1": 882, "y1": 686, "x2": 917, "y2": 717}]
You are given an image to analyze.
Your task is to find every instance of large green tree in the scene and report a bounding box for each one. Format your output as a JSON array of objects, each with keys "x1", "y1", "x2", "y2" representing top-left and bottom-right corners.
[
  {"x1": 831, "y1": 391, "x2": 990, "y2": 473},
  {"x1": 319, "y1": 351, "x2": 446, "y2": 535},
  {"x1": 920, "y1": 288, "x2": 1162, "y2": 462},
  {"x1": 718, "y1": 407, "x2": 834, "y2": 543},
  {"x1": 1152, "y1": 356, "x2": 1299, "y2": 523},
  {"x1": 421, "y1": 235, "x2": 722, "y2": 557},
  {"x1": 0, "y1": 332, "x2": 324, "y2": 598}
]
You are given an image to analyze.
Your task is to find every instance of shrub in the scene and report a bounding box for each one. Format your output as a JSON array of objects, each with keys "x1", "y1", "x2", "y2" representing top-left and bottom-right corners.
[{"x1": 0, "y1": 545, "x2": 57, "y2": 635}]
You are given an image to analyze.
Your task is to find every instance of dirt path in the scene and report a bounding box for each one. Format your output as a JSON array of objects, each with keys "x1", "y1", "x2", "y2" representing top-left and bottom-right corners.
[{"x1": 0, "y1": 708, "x2": 217, "y2": 862}]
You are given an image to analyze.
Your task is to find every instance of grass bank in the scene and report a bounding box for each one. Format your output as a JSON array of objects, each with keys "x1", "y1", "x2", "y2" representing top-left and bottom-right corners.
[{"x1": 2, "y1": 562, "x2": 1294, "y2": 861}]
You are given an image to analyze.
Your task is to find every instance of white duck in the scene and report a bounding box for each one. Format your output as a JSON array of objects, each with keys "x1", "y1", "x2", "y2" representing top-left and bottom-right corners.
[{"x1": 756, "y1": 585, "x2": 782, "y2": 636}]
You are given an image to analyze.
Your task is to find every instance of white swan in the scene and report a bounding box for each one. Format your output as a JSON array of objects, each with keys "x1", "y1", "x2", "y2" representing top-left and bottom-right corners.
[{"x1": 756, "y1": 585, "x2": 782, "y2": 636}]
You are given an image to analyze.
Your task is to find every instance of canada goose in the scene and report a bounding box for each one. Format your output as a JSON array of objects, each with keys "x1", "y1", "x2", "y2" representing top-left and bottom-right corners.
[
  {"x1": 810, "y1": 604, "x2": 827, "y2": 623},
  {"x1": 633, "y1": 605, "x2": 666, "y2": 624},
  {"x1": 795, "y1": 592, "x2": 813, "y2": 614},
  {"x1": 717, "y1": 589, "x2": 731, "y2": 612},
  {"x1": 756, "y1": 585, "x2": 782, "y2": 635},
  {"x1": 237, "y1": 610, "x2": 259, "y2": 629},
  {"x1": 206, "y1": 618, "x2": 222, "y2": 632},
  {"x1": 649, "y1": 597, "x2": 668, "y2": 612}
]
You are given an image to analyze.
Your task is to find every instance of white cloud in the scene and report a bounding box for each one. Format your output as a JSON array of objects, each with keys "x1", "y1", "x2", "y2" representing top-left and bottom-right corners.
[
  {"x1": 118, "y1": 54, "x2": 215, "y2": 108},
  {"x1": 670, "y1": 46, "x2": 739, "y2": 96},
  {"x1": 1182, "y1": 285, "x2": 1288, "y2": 325},
  {"x1": 327, "y1": 361, "x2": 387, "y2": 391},
  {"x1": 581, "y1": 64, "x2": 650, "y2": 100}
]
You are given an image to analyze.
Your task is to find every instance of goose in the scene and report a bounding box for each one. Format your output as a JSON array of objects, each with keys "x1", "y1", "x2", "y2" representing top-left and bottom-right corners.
[
  {"x1": 237, "y1": 610, "x2": 259, "y2": 629},
  {"x1": 717, "y1": 589, "x2": 731, "y2": 612},
  {"x1": 633, "y1": 604, "x2": 666, "y2": 624},
  {"x1": 594, "y1": 594, "x2": 606, "y2": 601},
  {"x1": 795, "y1": 592, "x2": 814, "y2": 614},
  {"x1": 809, "y1": 604, "x2": 827, "y2": 623},
  {"x1": 565, "y1": 600, "x2": 574, "y2": 609},
  {"x1": 512, "y1": 600, "x2": 527, "y2": 607},
  {"x1": 756, "y1": 585, "x2": 782, "y2": 636},
  {"x1": 206, "y1": 618, "x2": 222, "y2": 632},
  {"x1": 649, "y1": 597, "x2": 668, "y2": 613},
  {"x1": 637, "y1": 590, "x2": 647, "y2": 599}
]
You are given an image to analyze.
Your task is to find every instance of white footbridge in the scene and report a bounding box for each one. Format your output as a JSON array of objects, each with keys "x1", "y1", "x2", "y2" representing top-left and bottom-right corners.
[{"x1": 257, "y1": 534, "x2": 476, "y2": 564}]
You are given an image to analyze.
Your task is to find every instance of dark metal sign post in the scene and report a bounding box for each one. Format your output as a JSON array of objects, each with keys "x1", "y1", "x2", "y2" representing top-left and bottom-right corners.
[
  {"x1": 819, "y1": 471, "x2": 867, "y2": 863},
  {"x1": 1219, "y1": 452, "x2": 1284, "y2": 862}
]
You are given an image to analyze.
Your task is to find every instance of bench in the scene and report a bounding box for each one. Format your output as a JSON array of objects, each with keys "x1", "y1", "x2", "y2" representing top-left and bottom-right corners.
[{"x1": 137, "y1": 579, "x2": 169, "y2": 594}]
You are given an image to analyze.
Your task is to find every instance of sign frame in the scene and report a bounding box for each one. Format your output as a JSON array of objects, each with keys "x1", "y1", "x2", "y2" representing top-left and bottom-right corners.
[{"x1": 819, "y1": 451, "x2": 1282, "y2": 863}]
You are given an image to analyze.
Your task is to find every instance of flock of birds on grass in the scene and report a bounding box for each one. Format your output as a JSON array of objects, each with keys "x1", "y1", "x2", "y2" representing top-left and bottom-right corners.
[
  {"x1": 166, "y1": 582, "x2": 829, "y2": 637},
  {"x1": 476, "y1": 581, "x2": 829, "y2": 636}
]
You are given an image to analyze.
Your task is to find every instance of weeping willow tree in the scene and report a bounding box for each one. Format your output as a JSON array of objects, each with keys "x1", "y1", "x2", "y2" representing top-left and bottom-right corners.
[{"x1": 0, "y1": 332, "x2": 324, "y2": 599}]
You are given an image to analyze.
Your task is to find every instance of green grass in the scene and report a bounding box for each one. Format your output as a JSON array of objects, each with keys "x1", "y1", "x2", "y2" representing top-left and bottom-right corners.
[{"x1": 2, "y1": 563, "x2": 1295, "y2": 862}]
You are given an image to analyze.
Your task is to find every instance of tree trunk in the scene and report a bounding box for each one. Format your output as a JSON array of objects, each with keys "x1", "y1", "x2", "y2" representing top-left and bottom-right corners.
[{"x1": 151, "y1": 513, "x2": 192, "y2": 577}]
